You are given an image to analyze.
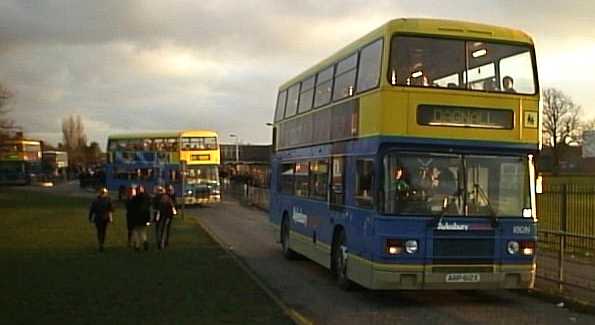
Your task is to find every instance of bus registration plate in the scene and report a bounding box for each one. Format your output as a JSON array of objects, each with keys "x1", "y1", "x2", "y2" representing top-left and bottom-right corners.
[{"x1": 445, "y1": 273, "x2": 480, "y2": 283}]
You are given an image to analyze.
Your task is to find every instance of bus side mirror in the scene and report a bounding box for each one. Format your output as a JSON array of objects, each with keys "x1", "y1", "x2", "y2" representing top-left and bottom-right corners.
[
  {"x1": 536, "y1": 176, "x2": 543, "y2": 194},
  {"x1": 442, "y1": 196, "x2": 449, "y2": 212}
]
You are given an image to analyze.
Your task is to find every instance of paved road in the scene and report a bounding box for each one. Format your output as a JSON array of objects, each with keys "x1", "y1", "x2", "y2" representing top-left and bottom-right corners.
[{"x1": 189, "y1": 199, "x2": 595, "y2": 325}]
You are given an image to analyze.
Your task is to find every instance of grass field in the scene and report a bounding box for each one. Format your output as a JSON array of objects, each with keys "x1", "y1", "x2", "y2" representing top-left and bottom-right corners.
[{"x1": 0, "y1": 189, "x2": 291, "y2": 324}]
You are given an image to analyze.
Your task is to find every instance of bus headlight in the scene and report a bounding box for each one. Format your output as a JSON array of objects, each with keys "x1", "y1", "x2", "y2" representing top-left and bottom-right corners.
[
  {"x1": 405, "y1": 240, "x2": 418, "y2": 254},
  {"x1": 507, "y1": 241, "x2": 520, "y2": 255},
  {"x1": 520, "y1": 240, "x2": 535, "y2": 256},
  {"x1": 386, "y1": 239, "x2": 403, "y2": 255}
]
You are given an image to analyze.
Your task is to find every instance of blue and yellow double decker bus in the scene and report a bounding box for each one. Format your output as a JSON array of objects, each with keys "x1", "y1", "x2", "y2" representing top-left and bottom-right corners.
[
  {"x1": 269, "y1": 18, "x2": 539, "y2": 290},
  {"x1": 106, "y1": 130, "x2": 221, "y2": 205},
  {"x1": 0, "y1": 138, "x2": 43, "y2": 185}
]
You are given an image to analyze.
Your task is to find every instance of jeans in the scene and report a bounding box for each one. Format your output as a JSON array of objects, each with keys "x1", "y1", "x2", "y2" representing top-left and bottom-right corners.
[
  {"x1": 131, "y1": 226, "x2": 148, "y2": 249},
  {"x1": 158, "y1": 217, "x2": 172, "y2": 249},
  {"x1": 95, "y1": 221, "x2": 109, "y2": 248}
]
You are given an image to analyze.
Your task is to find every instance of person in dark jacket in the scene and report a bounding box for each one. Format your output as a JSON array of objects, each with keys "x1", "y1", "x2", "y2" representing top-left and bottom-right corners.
[
  {"x1": 166, "y1": 184, "x2": 177, "y2": 206},
  {"x1": 152, "y1": 186, "x2": 164, "y2": 248},
  {"x1": 131, "y1": 185, "x2": 151, "y2": 251},
  {"x1": 88, "y1": 187, "x2": 114, "y2": 252},
  {"x1": 125, "y1": 186, "x2": 137, "y2": 247},
  {"x1": 156, "y1": 186, "x2": 176, "y2": 249}
]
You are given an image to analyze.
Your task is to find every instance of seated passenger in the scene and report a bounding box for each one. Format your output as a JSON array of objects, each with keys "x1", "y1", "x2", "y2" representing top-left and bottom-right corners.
[
  {"x1": 394, "y1": 166, "x2": 410, "y2": 193},
  {"x1": 503, "y1": 76, "x2": 516, "y2": 93},
  {"x1": 484, "y1": 78, "x2": 498, "y2": 91}
]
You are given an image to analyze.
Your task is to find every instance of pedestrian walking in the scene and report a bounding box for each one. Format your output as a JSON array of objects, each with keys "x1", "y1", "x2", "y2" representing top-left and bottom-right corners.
[
  {"x1": 156, "y1": 186, "x2": 176, "y2": 249},
  {"x1": 125, "y1": 185, "x2": 136, "y2": 247},
  {"x1": 131, "y1": 185, "x2": 151, "y2": 251},
  {"x1": 152, "y1": 186, "x2": 164, "y2": 248},
  {"x1": 88, "y1": 187, "x2": 114, "y2": 252},
  {"x1": 167, "y1": 184, "x2": 177, "y2": 206}
]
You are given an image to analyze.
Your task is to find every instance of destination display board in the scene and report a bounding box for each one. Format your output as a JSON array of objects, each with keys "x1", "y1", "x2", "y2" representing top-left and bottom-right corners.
[{"x1": 417, "y1": 105, "x2": 514, "y2": 129}]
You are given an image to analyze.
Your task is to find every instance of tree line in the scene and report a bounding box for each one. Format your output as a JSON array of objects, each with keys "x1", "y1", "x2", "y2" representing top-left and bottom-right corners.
[
  {"x1": 0, "y1": 82, "x2": 16, "y2": 142},
  {"x1": 1, "y1": 82, "x2": 102, "y2": 168},
  {"x1": 542, "y1": 88, "x2": 595, "y2": 174}
]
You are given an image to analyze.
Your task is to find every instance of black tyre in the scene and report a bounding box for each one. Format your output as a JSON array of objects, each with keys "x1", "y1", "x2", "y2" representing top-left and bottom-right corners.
[
  {"x1": 332, "y1": 229, "x2": 352, "y2": 290},
  {"x1": 281, "y1": 216, "x2": 298, "y2": 259}
]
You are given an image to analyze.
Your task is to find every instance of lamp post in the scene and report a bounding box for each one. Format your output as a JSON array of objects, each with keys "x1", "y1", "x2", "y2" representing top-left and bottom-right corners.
[{"x1": 229, "y1": 133, "x2": 239, "y2": 163}]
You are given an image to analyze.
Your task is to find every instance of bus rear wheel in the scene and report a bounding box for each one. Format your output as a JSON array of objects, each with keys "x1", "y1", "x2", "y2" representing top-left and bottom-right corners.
[
  {"x1": 281, "y1": 216, "x2": 298, "y2": 259},
  {"x1": 332, "y1": 230, "x2": 352, "y2": 290}
]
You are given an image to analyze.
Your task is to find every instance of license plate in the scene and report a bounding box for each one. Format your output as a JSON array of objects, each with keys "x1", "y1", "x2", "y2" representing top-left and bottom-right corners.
[{"x1": 445, "y1": 273, "x2": 480, "y2": 283}]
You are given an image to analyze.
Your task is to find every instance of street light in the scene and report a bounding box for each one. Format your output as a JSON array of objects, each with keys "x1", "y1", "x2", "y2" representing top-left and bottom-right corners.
[{"x1": 229, "y1": 133, "x2": 239, "y2": 162}]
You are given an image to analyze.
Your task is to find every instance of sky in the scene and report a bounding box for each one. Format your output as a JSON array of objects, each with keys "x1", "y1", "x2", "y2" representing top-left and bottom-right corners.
[{"x1": 1, "y1": 1, "x2": 594, "y2": 148}]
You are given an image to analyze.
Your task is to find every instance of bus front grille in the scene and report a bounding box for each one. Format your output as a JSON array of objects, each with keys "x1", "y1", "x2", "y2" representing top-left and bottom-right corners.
[{"x1": 432, "y1": 238, "x2": 494, "y2": 264}]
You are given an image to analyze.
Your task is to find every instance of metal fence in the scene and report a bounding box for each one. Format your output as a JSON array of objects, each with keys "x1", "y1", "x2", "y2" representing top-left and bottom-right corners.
[
  {"x1": 536, "y1": 183, "x2": 595, "y2": 299},
  {"x1": 537, "y1": 184, "x2": 595, "y2": 250},
  {"x1": 223, "y1": 181, "x2": 270, "y2": 211}
]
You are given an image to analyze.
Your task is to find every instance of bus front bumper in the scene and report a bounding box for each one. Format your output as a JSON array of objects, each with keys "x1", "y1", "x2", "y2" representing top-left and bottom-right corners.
[
  {"x1": 183, "y1": 194, "x2": 221, "y2": 205},
  {"x1": 363, "y1": 262, "x2": 535, "y2": 290}
]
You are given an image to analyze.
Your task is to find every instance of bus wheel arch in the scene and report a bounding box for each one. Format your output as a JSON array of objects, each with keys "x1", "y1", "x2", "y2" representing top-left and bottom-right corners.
[
  {"x1": 280, "y1": 211, "x2": 298, "y2": 259},
  {"x1": 331, "y1": 226, "x2": 352, "y2": 290}
]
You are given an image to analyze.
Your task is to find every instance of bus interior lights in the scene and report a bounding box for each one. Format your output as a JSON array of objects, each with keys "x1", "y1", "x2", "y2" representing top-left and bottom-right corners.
[
  {"x1": 472, "y1": 48, "x2": 487, "y2": 58},
  {"x1": 411, "y1": 70, "x2": 423, "y2": 78}
]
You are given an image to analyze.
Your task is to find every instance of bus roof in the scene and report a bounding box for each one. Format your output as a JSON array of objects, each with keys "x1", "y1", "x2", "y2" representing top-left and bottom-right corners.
[
  {"x1": 1, "y1": 139, "x2": 42, "y2": 146},
  {"x1": 42, "y1": 150, "x2": 67, "y2": 154},
  {"x1": 108, "y1": 130, "x2": 218, "y2": 140},
  {"x1": 280, "y1": 18, "x2": 534, "y2": 90}
]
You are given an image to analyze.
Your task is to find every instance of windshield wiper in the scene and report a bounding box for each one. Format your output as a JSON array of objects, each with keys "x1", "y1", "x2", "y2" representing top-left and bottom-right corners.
[
  {"x1": 431, "y1": 196, "x2": 450, "y2": 228},
  {"x1": 472, "y1": 183, "x2": 498, "y2": 228}
]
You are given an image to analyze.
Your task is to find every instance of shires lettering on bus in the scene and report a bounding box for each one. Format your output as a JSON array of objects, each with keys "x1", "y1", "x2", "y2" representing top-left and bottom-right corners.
[{"x1": 436, "y1": 221, "x2": 469, "y2": 231}]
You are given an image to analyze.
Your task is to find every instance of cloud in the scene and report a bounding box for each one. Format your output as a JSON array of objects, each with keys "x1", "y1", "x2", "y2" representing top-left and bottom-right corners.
[{"x1": 1, "y1": 1, "x2": 595, "y2": 147}]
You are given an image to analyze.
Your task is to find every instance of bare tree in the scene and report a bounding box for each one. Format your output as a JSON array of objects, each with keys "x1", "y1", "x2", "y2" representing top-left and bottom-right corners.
[
  {"x1": 583, "y1": 118, "x2": 595, "y2": 132},
  {"x1": 84, "y1": 141, "x2": 103, "y2": 165},
  {"x1": 542, "y1": 88, "x2": 582, "y2": 174},
  {"x1": 0, "y1": 83, "x2": 15, "y2": 140},
  {"x1": 62, "y1": 115, "x2": 88, "y2": 167}
]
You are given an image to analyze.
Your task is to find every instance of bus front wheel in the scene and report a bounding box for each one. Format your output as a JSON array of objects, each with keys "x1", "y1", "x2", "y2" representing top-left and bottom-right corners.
[
  {"x1": 281, "y1": 216, "x2": 298, "y2": 259},
  {"x1": 332, "y1": 229, "x2": 352, "y2": 290}
]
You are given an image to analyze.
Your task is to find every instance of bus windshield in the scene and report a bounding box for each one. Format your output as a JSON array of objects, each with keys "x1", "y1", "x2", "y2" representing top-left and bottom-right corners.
[
  {"x1": 181, "y1": 137, "x2": 218, "y2": 151},
  {"x1": 382, "y1": 152, "x2": 530, "y2": 217},
  {"x1": 186, "y1": 165, "x2": 219, "y2": 185},
  {"x1": 0, "y1": 161, "x2": 26, "y2": 173},
  {"x1": 389, "y1": 35, "x2": 536, "y2": 94}
]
